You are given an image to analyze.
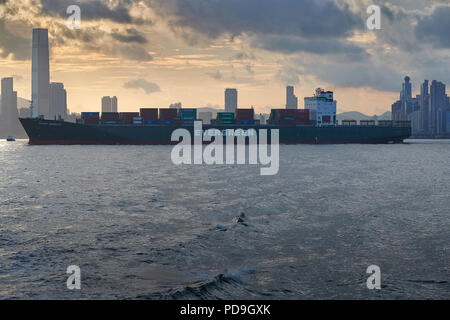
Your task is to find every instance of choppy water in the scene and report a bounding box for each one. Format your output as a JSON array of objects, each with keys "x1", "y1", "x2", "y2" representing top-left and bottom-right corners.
[{"x1": 0, "y1": 139, "x2": 449, "y2": 299}]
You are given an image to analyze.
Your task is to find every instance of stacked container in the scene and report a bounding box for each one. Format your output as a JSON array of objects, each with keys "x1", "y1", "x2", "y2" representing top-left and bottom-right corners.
[
  {"x1": 133, "y1": 117, "x2": 143, "y2": 125},
  {"x1": 236, "y1": 109, "x2": 255, "y2": 125},
  {"x1": 342, "y1": 120, "x2": 358, "y2": 126},
  {"x1": 140, "y1": 108, "x2": 159, "y2": 124},
  {"x1": 270, "y1": 109, "x2": 310, "y2": 125},
  {"x1": 81, "y1": 112, "x2": 100, "y2": 125},
  {"x1": 179, "y1": 108, "x2": 197, "y2": 126},
  {"x1": 217, "y1": 112, "x2": 235, "y2": 124},
  {"x1": 360, "y1": 120, "x2": 376, "y2": 126},
  {"x1": 120, "y1": 112, "x2": 140, "y2": 124},
  {"x1": 102, "y1": 112, "x2": 120, "y2": 124},
  {"x1": 159, "y1": 109, "x2": 178, "y2": 124}
]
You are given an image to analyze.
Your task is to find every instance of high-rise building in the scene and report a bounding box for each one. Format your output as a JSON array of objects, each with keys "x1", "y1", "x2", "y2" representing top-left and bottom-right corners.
[
  {"x1": 419, "y1": 80, "x2": 429, "y2": 134},
  {"x1": 102, "y1": 96, "x2": 118, "y2": 113},
  {"x1": 32, "y1": 28, "x2": 50, "y2": 118},
  {"x1": 286, "y1": 86, "x2": 298, "y2": 109},
  {"x1": 1, "y1": 77, "x2": 19, "y2": 135},
  {"x1": 111, "y1": 96, "x2": 118, "y2": 112},
  {"x1": 49, "y1": 82, "x2": 67, "y2": 120},
  {"x1": 429, "y1": 80, "x2": 447, "y2": 137},
  {"x1": 225, "y1": 88, "x2": 238, "y2": 113},
  {"x1": 102, "y1": 96, "x2": 112, "y2": 113},
  {"x1": 400, "y1": 76, "x2": 412, "y2": 102}
]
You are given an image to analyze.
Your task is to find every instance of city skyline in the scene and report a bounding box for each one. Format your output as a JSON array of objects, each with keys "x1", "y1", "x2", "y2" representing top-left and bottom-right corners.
[{"x1": 0, "y1": 0, "x2": 448, "y2": 115}]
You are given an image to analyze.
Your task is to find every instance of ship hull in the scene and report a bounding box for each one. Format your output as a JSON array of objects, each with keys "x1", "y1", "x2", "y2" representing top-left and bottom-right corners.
[{"x1": 19, "y1": 118, "x2": 411, "y2": 145}]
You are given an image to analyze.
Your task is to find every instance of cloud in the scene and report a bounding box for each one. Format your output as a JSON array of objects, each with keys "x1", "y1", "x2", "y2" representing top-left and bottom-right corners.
[
  {"x1": 124, "y1": 79, "x2": 161, "y2": 94},
  {"x1": 415, "y1": 5, "x2": 450, "y2": 48},
  {"x1": 111, "y1": 28, "x2": 147, "y2": 44},
  {"x1": 250, "y1": 35, "x2": 369, "y2": 60},
  {"x1": 0, "y1": 19, "x2": 31, "y2": 60},
  {"x1": 150, "y1": 0, "x2": 363, "y2": 39}
]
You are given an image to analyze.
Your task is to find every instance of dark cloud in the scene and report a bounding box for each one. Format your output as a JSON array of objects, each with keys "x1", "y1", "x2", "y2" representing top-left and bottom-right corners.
[
  {"x1": 124, "y1": 79, "x2": 160, "y2": 94},
  {"x1": 41, "y1": 0, "x2": 133, "y2": 24},
  {"x1": 149, "y1": 0, "x2": 363, "y2": 39},
  {"x1": 415, "y1": 6, "x2": 450, "y2": 48},
  {"x1": 251, "y1": 35, "x2": 369, "y2": 60},
  {"x1": 0, "y1": 20, "x2": 31, "y2": 60},
  {"x1": 304, "y1": 61, "x2": 402, "y2": 92},
  {"x1": 111, "y1": 28, "x2": 147, "y2": 44}
]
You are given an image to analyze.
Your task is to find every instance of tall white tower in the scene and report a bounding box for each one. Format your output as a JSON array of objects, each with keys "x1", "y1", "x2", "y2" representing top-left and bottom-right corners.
[{"x1": 32, "y1": 28, "x2": 50, "y2": 118}]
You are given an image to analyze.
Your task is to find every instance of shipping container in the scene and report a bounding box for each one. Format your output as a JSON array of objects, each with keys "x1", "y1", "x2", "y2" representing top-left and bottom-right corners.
[
  {"x1": 235, "y1": 109, "x2": 255, "y2": 121},
  {"x1": 360, "y1": 120, "x2": 376, "y2": 126},
  {"x1": 240, "y1": 120, "x2": 255, "y2": 125},
  {"x1": 102, "y1": 112, "x2": 120, "y2": 122},
  {"x1": 342, "y1": 120, "x2": 358, "y2": 126},
  {"x1": 143, "y1": 120, "x2": 159, "y2": 125},
  {"x1": 103, "y1": 121, "x2": 120, "y2": 125},
  {"x1": 271, "y1": 109, "x2": 310, "y2": 122},
  {"x1": 217, "y1": 112, "x2": 235, "y2": 120},
  {"x1": 81, "y1": 112, "x2": 100, "y2": 117},
  {"x1": 179, "y1": 108, "x2": 197, "y2": 120},
  {"x1": 140, "y1": 108, "x2": 158, "y2": 121},
  {"x1": 159, "y1": 108, "x2": 178, "y2": 121}
]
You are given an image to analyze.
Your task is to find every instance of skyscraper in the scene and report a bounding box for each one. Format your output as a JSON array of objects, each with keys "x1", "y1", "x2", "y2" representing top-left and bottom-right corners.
[
  {"x1": 32, "y1": 28, "x2": 50, "y2": 118},
  {"x1": 111, "y1": 96, "x2": 118, "y2": 112},
  {"x1": 286, "y1": 86, "x2": 298, "y2": 109},
  {"x1": 102, "y1": 96, "x2": 112, "y2": 113},
  {"x1": 225, "y1": 88, "x2": 238, "y2": 113},
  {"x1": 429, "y1": 80, "x2": 447, "y2": 137},
  {"x1": 1, "y1": 77, "x2": 19, "y2": 135},
  {"x1": 102, "y1": 96, "x2": 118, "y2": 113},
  {"x1": 419, "y1": 80, "x2": 429, "y2": 134},
  {"x1": 49, "y1": 82, "x2": 67, "y2": 120}
]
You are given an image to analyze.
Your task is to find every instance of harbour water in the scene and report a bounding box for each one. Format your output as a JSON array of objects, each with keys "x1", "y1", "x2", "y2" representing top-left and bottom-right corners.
[{"x1": 0, "y1": 140, "x2": 449, "y2": 299}]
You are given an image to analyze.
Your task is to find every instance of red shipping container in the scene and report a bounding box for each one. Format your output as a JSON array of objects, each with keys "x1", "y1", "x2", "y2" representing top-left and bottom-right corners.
[
  {"x1": 236, "y1": 108, "x2": 255, "y2": 121},
  {"x1": 102, "y1": 112, "x2": 120, "y2": 121},
  {"x1": 120, "y1": 112, "x2": 140, "y2": 124},
  {"x1": 83, "y1": 116, "x2": 99, "y2": 125},
  {"x1": 140, "y1": 108, "x2": 159, "y2": 121}
]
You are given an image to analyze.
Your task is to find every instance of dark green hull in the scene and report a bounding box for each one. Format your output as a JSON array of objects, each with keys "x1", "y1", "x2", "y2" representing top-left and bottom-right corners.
[{"x1": 19, "y1": 118, "x2": 411, "y2": 145}]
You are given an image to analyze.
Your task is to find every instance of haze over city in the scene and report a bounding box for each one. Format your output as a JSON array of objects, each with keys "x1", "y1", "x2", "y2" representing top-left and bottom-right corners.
[{"x1": 0, "y1": 0, "x2": 449, "y2": 115}]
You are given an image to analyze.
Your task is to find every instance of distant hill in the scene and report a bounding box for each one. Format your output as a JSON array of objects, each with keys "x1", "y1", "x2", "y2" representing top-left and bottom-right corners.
[{"x1": 337, "y1": 111, "x2": 391, "y2": 121}]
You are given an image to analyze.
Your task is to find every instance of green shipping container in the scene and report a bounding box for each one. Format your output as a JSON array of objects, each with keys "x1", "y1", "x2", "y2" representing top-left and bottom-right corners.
[{"x1": 218, "y1": 112, "x2": 235, "y2": 120}]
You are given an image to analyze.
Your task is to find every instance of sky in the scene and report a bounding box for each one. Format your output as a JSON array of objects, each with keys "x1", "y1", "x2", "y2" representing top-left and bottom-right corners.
[{"x1": 0, "y1": 0, "x2": 449, "y2": 115}]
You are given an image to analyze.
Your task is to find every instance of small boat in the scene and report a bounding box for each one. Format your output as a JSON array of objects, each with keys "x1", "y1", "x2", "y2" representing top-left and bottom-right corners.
[{"x1": 6, "y1": 136, "x2": 15, "y2": 142}]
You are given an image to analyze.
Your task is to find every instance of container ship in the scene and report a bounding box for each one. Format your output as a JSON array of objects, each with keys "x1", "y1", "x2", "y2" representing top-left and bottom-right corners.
[{"x1": 19, "y1": 89, "x2": 411, "y2": 145}]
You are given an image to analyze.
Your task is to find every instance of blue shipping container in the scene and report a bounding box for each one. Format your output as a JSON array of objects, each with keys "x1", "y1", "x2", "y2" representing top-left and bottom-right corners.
[
  {"x1": 82, "y1": 112, "x2": 100, "y2": 117},
  {"x1": 144, "y1": 120, "x2": 159, "y2": 124},
  {"x1": 164, "y1": 121, "x2": 172, "y2": 125},
  {"x1": 240, "y1": 120, "x2": 255, "y2": 125}
]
